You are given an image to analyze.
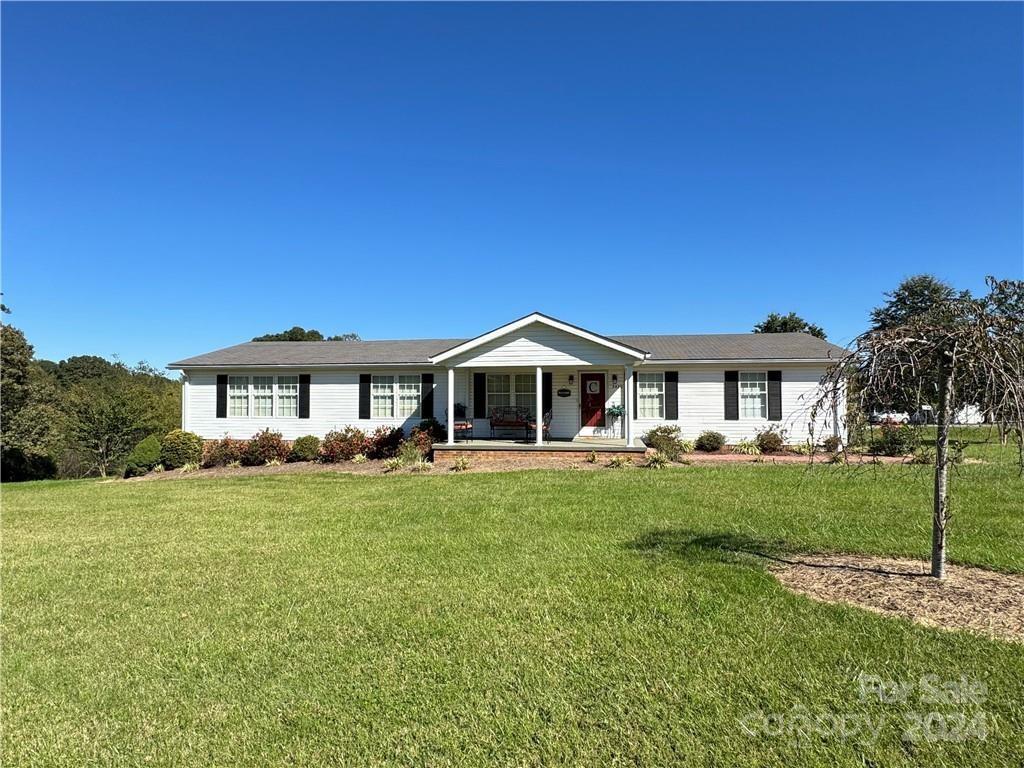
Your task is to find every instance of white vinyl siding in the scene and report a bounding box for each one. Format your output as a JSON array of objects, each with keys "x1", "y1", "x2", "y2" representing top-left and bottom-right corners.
[
  {"x1": 637, "y1": 372, "x2": 664, "y2": 419},
  {"x1": 630, "y1": 365, "x2": 844, "y2": 445},
  {"x1": 277, "y1": 376, "x2": 299, "y2": 417},
  {"x1": 740, "y1": 372, "x2": 768, "y2": 419},
  {"x1": 184, "y1": 369, "x2": 452, "y2": 440},
  {"x1": 181, "y1": 364, "x2": 843, "y2": 445},
  {"x1": 228, "y1": 376, "x2": 249, "y2": 417},
  {"x1": 447, "y1": 321, "x2": 639, "y2": 368}
]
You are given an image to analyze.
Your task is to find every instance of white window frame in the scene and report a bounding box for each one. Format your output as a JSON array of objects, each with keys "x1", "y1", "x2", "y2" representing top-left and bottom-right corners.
[
  {"x1": 397, "y1": 375, "x2": 422, "y2": 419},
  {"x1": 228, "y1": 375, "x2": 250, "y2": 417},
  {"x1": 485, "y1": 373, "x2": 538, "y2": 415},
  {"x1": 739, "y1": 371, "x2": 768, "y2": 420},
  {"x1": 371, "y1": 375, "x2": 396, "y2": 418},
  {"x1": 637, "y1": 372, "x2": 665, "y2": 419},
  {"x1": 252, "y1": 375, "x2": 274, "y2": 418},
  {"x1": 371, "y1": 374, "x2": 422, "y2": 420},
  {"x1": 486, "y1": 373, "x2": 512, "y2": 412},
  {"x1": 276, "y1": 375, "x2": 299, "y2": 418}
]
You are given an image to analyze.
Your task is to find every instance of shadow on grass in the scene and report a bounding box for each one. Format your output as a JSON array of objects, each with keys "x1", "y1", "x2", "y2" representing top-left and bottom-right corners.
[{"x1": 629, "y1": 529, "x2": 928, "y2": 578}]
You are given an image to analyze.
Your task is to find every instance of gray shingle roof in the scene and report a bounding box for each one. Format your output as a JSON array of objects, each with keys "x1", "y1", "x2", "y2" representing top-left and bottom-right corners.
[
  {"x1": 169, "y1": 332, "x2": 844, "y2": 368},
  {"x1": 609, "y1": 333, "x2": 846, "y2": 361}
]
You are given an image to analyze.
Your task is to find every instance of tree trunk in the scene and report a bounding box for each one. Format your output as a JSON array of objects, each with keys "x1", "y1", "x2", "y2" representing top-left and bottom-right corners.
[{"x1": 932, "y1": 362, "x2": 953, "y2": 579}]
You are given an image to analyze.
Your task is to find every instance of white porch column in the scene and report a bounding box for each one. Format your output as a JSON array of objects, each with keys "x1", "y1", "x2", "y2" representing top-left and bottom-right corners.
[
  {"x1": 624, "y1": 364, "x2": 634, "y2": 446},
  {"x1": 535, "y1": 366, "x2": 544, "y2": 445},
  {"x1": 446, "y1": 367, "x2": 456, "y2": 445}
]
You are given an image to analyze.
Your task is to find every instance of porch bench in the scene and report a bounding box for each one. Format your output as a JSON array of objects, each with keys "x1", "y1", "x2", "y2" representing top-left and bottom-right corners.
[{"x1": 489, "y1": 406, "x2": 532, "y2": 438}]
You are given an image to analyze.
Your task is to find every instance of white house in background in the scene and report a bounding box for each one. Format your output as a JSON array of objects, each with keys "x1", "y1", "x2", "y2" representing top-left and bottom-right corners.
[{"x1": 168, "y1": 312, "x2": 847, "y2": 447}]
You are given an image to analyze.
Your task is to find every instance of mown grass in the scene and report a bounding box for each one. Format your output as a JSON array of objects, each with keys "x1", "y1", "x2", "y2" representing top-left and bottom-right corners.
[{"x1": 3, "y1": 435, "x2": 1023, "y2": 766}]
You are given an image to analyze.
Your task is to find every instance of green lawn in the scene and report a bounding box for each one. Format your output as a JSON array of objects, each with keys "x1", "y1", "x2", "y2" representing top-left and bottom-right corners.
[{"x1": 4, "y1": 435, "x2": 1023, "y2": 766}]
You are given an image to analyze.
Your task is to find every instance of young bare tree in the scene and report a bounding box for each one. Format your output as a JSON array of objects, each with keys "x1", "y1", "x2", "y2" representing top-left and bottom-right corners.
[{"x1": 813, "y1": 277, "x2": 1024, "y2": 579}]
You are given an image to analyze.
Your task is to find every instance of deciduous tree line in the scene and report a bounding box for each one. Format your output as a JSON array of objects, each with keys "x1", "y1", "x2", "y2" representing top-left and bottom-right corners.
[{"x1": 1, "y1": 322, "x2": 181, "y2": 480}]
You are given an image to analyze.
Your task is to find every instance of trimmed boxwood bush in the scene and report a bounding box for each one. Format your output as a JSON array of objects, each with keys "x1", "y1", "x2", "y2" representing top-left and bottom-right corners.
[
  {"x1": 202, "y1": 437, "x2": 245, "y2": 468},
  {"x1": 124, "y1": 435, "x2": 162, "y2": 477},
  {"x1": 321, "y1": 427, "x2": 369, "y2": 462},
  {"x1": 289, "y1": 435, "x2": 321, "y2": 463},
  {"x1": 754, "y1": 426, "x2": 786, "y2": 455},
  {"x1": 243, "y1": 429, "x2": 289, "y2": 466},
  {"x1": 694, "y1": 430, "x2": 726, "y2": 452},
  {"x1": 160, "y1": 430, "x2": 203, "y2": 469}
]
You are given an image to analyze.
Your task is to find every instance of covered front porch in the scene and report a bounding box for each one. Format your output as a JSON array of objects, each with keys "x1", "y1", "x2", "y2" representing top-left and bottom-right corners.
[
  {"x1": 426, "y1": 313, "x2": 651, "y2": 448},
  {"x1": 439, "y1": 364, "x2": 640, "y2": 446}
]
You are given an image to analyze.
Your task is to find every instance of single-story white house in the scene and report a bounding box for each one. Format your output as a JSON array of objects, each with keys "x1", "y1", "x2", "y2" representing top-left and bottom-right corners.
[{"x1": 169, "y1": 312, "x2": 847, "y2": 448}]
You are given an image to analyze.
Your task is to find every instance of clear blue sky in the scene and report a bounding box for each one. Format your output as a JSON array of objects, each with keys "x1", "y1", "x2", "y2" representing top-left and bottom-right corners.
[{"x1": 3, "y1": 2, "x2": 1021, "y2": 370}]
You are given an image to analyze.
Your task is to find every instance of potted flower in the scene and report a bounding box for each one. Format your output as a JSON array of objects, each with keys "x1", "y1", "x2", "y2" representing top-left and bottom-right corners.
[{"x1": 606, "y1": 404, "x2": 626, "y2": 435}]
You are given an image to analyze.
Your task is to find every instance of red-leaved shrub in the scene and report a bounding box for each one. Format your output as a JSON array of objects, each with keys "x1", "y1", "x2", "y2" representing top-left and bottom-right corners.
[
  {"x1": 243, "y1": 429, "x2": 289, "y2": 466},
  {"x1": 366, "y1": 425, "x2": 404, "y2": 459},
  {"x1": 320, "y1": 427, "x2": 369, "y2": 462},
  {"x1": 202, "y1": 437, "x2": 246, "y2": 468}
]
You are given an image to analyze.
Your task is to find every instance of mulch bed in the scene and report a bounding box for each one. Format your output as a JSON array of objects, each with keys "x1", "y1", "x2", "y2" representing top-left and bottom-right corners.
[
  {"x1": 768, "y1": 553, "x2": 1024, "y2": 644},
  {"x1": 123, "y1": 450, "x2": 908, "y2": 482}
]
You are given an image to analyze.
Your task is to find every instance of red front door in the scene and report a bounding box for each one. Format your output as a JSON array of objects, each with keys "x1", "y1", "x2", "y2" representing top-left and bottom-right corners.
[{"x1": 580, "y1": 373, "x2": 606, "y2": 428}]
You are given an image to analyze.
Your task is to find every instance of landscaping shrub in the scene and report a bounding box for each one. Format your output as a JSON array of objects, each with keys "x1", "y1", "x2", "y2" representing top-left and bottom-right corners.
[
  {"x1": 821, "y1": 435, "x2": 842, "y2": 454},
  {"x1": 180, "y1": 461, "x2": 200, "y2": 474},
  {"x1": 242, "y1": 429, "x2": 289, "y2": 466},
  {"x1": 450, "y1": 456, "x2": 470, "y2": 472},
  {"x1": 732, "y1": 440, "x2": 761, "y2": 456},
  {"x1": 754, "y1": 426, "x2": 786, "y2": 454},
  {"x1": 202, "y1": 437, "x2": 245, "y2": 468},
  {"x1": 407, "y1": 427, "x2": 435, "y2": 458},
  {"x1": 694, "y1": 431, "x2": 726, "y2": 452},
  {"x1": 160, "y1": 430, "x2": 203, "y2": 469},
  {"x1": 606, "y1": 456, "x2": 631, "y2": 468},
  {"x1": 124, "y1": 435, "x2": 162, "y2": 477},
  {"x1": 351, "y1": 453, "x2": 367, "y2": 464},
  {"x1": 321, "y1": 427, "x2": 368, "y2": 462},
  {"x1": 398, "y1": 439, "x2": 424, "y2": 465},
  {"x1": 366, "y1": 426, "x2": 404, "y2": 459},
  {"x1": 408, "y1": 459, "x2": 433, "y2": 473},
  {"x1": 382, "y1": 457, "x2": 403, "y2": 473},
  {"x1": 868, "y1": 425, "x2": 919, "y2": 457},
  {"x1": 643, "y1": 425, "x2": 687, "y2": 461},
  {"x1": 416, "y1": 418, "x2": 446, "y2": 443},
  {"x1": 645, "y1": 451, "x2": 670, "y2": 469},
  {"x1": 585, "y1": 451, "x2": 597, "y2": 464},
  {"x1": 288, "y1": 435, "x2": 321, "y2": 463}
]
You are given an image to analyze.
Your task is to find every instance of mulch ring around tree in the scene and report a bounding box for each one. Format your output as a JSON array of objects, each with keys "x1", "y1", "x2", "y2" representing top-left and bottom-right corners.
[{"x1": 767, "y1": 553, "x2": 1024, "y2": 644}]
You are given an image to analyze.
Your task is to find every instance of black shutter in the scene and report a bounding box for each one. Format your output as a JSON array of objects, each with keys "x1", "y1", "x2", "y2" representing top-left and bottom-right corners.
[
  {"x1": 633, "y1": 373, "x2": 638, "y2": 420},
  {"x1": 768, "y1": 370, "x2": 782, "y2": 421},
  {"x1": 724, "y1": 371, "x2": 739, "y2": 420},
  {"x1": 216, "y1": 374, "x2": 227, "y2": 418},
  {"x1": 473, "y1": 373, "x2": 486, "y2": 418},
  {"x1": 664, "y1": 371, "x2": 679, "y2": 420},
  {"x1": 298, "y1": 374, "x2": 310, "y2": 418},
  {"x1": 358, "y1": 374, "x2": 371, "y2": 419},
  {"x1": 542, "y1": 372, "x2": 552, "y2": 415},
  {"x1": 421, "y1": 373, "x2": 434, "y2": 420}
]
